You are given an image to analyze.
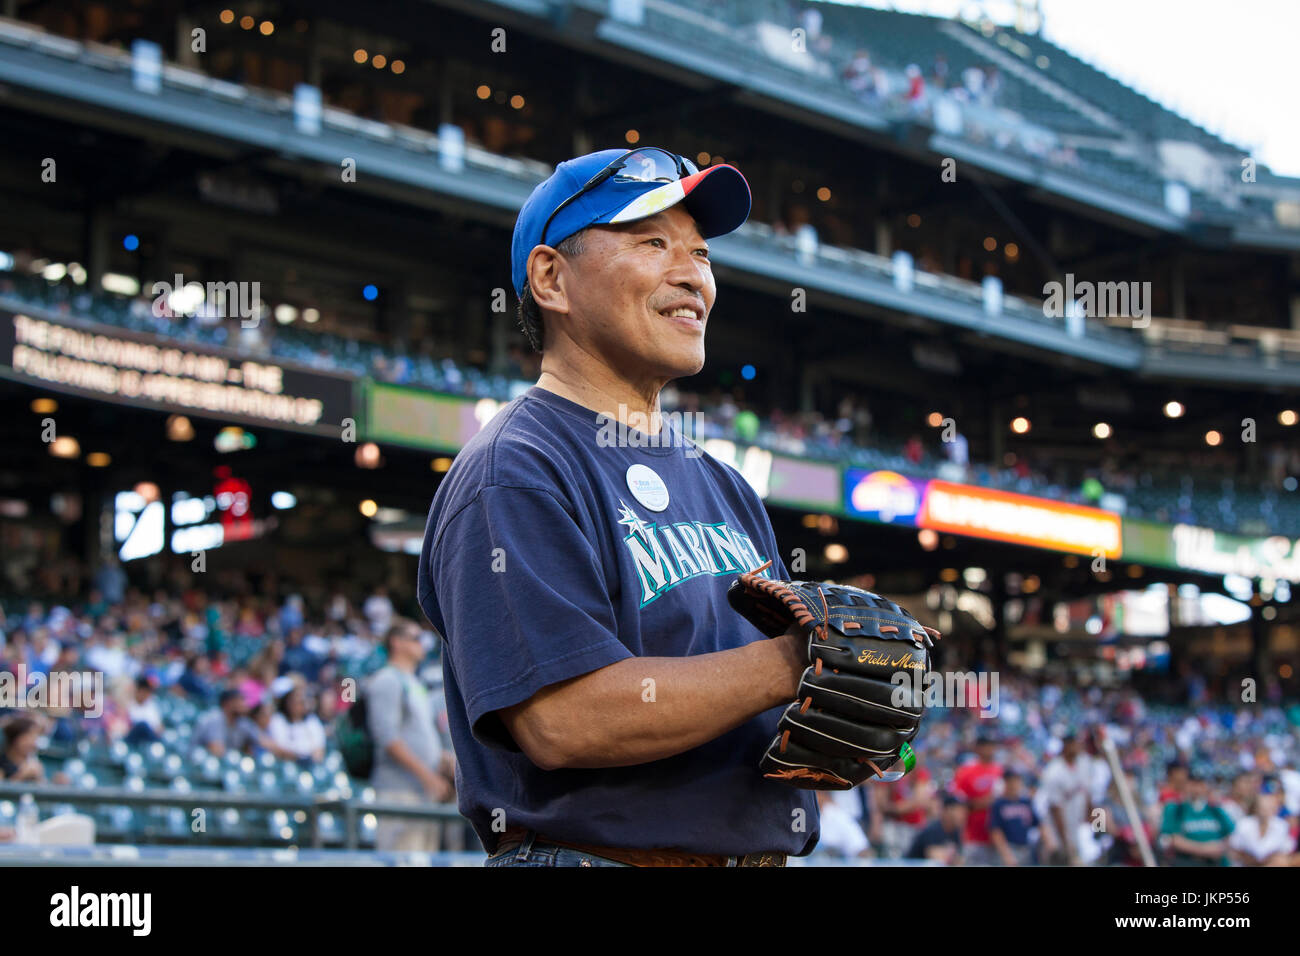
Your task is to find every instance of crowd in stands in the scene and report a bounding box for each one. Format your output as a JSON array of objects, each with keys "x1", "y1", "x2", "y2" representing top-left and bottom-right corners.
[
  {"x1": 4, "y1": 267, "x2": 1296, "y2": 538},
  {"x1": 816, "y1": 672, "x2": 1300, "y2": 865},
  {"x1": 3, "y1": 568, "x2": 1299, "y2": 863}
]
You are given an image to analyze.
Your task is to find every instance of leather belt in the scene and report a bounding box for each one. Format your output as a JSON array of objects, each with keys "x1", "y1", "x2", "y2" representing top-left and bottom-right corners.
[{"x1": 496, "y1": 825, "x2": 786, "y2": 867}]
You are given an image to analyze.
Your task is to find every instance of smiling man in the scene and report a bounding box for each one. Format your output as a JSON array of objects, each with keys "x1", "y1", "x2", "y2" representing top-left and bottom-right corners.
[{"x1": 417, "y1": 147, "x2": 817, "y2": 866}]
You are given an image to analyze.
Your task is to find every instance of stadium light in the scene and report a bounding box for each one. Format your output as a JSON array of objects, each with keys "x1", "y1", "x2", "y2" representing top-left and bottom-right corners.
[
  {"x1": 359, "y1": 499, "x2": 378, "y2": 518},
  {"x1": 362, "y1": 284, "x2": 379, "y2": 301},
  {"x1": 907, "y1": 214, "x2": 921, "y2": 228},
  {"x1": 1279, "y1": 409, "x2": 1297, "y2": 426},
  {"x1": 239, "y1": 15, "x2": 254, "y2": 30},
  {"x1": 274, "y1": 304, "x2": 298, "y2": 324},
  {"x1": 476, "y1": 85, "x2": 490, "y2": 99},
  {"x1": 510, "y1": 95, "x2": 525, "y2": 109},
  {"x1": 1011, "y1": 416, "x2": 1031, "y2": 434},
  {"x1": 271, "y1": 491, "x2": 297, "y2": 510},
  {"x1": 1004, "y1": 242, "x2": 1019, "y2": 261},
  {"x1": 1205, "y1": 430, "x2": 1222, "y2": 446},
  {"x1": 391, "y1": 60, "x2": 405, "y2": 74},
  {"x1": 626, "y1": 129, "x2": 640, "y2": 144},
  {"x1": 1163, "y1": 401, "x2": 1185, "y2": 418},
  {"x1": 926, "y1": 411, "x2": 944, "y2": 427},
  {"x1": 816, "y1": 187, "x2": 831, "y2": 201},
  {"x1": 49, "y1": 436, "x2": 80, "y2": 459},
  {"x1": 741, "y1": 364, "x2": 756, "y2": 381},
  {"x1": 983, "y1": 236, "x2": 997, "y2": 251},
  {"x1": 123, "y1": 234, "x2": 139, "y2": 251},
  {"x1": 167, "y1": 415, "x2": 195, "y2": 442},
  {"x1": 30, "y1": 398, "x2": 57, "y2": 414},
  {"x1": 824, "y1": 544, "x2": 849, "y2": 563},
  {"x1": 1093, "y1": 422, "x2": 1111, "y2": 439},
  {"x1": 219, "y1": 9, "x2": 234, "y2": 24},
  {"x1": 354, "y1": 49, "x2": 368, "y2": 64},
  {"x1": 372, "y1": 54, "x2": 387, "y2": 69},
  {"x1": 696, "y1": 152, "x2": 711, "y2": 166},
  {"x1": 86, "y1": 452, "x2": 111, "y2": 468},
  {"x1": 101, "y1": 272, "x2": 140, "y2": 296},
  {"x1": 432, "y1": 457, "x2": 453, "y2": 472},
  {"x1": 302, "y1": 307, "x2": 320, "y2": 323},
  {"x1": 260, "y1": 20, "x2": 273, "y2": 35},
  {"x1": 355, "y1": 443, "x2": 382, "y2": 468}
]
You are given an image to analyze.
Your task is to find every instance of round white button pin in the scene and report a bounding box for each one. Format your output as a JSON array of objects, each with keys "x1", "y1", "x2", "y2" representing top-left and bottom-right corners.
[{"x1": 625, "y1": 464, "x2": 669, "y2": 512}]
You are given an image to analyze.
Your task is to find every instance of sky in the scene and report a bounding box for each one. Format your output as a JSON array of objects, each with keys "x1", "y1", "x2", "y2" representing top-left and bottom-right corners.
[{"x1": 819, "y1": 0, "x2": 1300, "y2": 177}]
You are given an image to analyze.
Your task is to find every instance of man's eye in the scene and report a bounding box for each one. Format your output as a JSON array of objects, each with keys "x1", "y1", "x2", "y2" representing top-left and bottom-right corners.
[
  {"x1": 695, "y1": 248, "x2": 711, "y2": 258},
  {"x1": 645, "y1": 237, "x2": 665, "y2": 247}
]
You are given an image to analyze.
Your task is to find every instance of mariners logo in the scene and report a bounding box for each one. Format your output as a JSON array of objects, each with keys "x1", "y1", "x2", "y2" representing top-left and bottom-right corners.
[{"x1": 616, "y1": 499, "x2": 773, "y2": 605}]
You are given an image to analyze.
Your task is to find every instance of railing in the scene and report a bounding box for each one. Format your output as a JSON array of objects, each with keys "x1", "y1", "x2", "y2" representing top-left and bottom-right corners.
[{"x1": 0, "y1": 781, "x2": 466, "y2": 851}]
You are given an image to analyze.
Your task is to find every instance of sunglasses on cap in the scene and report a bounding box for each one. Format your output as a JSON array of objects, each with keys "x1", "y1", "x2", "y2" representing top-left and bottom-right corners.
[{"x1": 540, "y1": 147, "x2": 700, "y2": 248}]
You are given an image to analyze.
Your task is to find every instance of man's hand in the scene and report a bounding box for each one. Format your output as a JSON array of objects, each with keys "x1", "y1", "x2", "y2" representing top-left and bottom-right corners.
[{"x1": 420, "y1": 768, "x2": 454, "y2": 803}]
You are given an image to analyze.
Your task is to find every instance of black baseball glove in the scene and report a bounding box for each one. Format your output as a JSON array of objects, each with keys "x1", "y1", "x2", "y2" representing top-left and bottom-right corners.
[{"x1": 728, "y1": 561, "x2": 940, "y2": 790}]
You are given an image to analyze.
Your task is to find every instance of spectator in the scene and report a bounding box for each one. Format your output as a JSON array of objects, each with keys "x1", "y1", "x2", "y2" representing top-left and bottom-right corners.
[
  {"x1": 815, "y1": 789, "x2": 871, "y2": 859},
  {"x1": 903, "y1": 434, "x2": 924, "y2": 466},
  {"x1": 266, "y1": 682, "x2": 326, "y2": 764},
  {"x1": 989, "y1": 770, "x2": 1040, "y2": 865},
  {"x1": 368, "y1": 619, "x2": 453, "y2": 853},
  {"x1": 93, "y1": 558, "x2": 127, "y2": 606},
  {"x1": 176, "y1": 652, "x2": 217, "y2": 705},
  {"x1": 906, "y1": 795, "x2": 966, "y2": 864},
  {"x1": 952, "y1": 731, "x2": 1004, "y2": 865},
  {"x1": 1159, "y1": 771, "x2": 1234, "y2": 866},
  {"x1": 125, "y1": 675, "x2": 163, "y2": 745},
  {"x1": 0, "y1": 716, "x2": 45, "y2": 782},
  {"x1": 1228, "y1": 785, "x2": 1295, "y2": 866},
  {"x1": 193, "y1": 689, "x2": 258, "y2": 758},
  {"x1": 363, "y1": 585, "x2": 395, "y2": 637}
]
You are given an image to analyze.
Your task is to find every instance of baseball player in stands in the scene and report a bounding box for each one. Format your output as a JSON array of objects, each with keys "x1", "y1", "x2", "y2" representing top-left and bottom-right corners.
[{"x1": 417, "y1": 147, "x2": 819, "y2": 866}]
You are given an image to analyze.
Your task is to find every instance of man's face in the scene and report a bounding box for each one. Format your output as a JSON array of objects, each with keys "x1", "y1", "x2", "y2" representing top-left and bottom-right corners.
[{"x1": 549, "y1": 204, "x2": 716, "y2": 382}]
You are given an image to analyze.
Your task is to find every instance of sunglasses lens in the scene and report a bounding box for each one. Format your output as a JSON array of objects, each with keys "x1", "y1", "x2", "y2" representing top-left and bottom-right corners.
[{"x1": 613, "y1": 149, "x2": 694, "y2": 183}]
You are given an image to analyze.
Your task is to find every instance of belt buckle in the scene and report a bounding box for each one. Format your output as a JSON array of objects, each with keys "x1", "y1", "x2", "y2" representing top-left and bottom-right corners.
[{"x1": 737, "y1": 851, "x2": 786, "y2": 867}]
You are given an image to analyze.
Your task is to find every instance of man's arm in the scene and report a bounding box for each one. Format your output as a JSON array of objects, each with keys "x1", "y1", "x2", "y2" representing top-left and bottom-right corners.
[{"x1": 500, "y1": 629, "x2": 805, "y2": 770}]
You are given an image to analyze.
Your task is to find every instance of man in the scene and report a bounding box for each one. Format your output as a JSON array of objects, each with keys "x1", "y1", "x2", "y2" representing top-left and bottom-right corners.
[
  {"x1": 906, "y1": 795, "x2": 966, "y2": 864},
  {"x1": 953, "y1": 731, "x2": 1003, "y2": 865},
  {"x1": 988, "y1": 770, "x2": 1039, "y2": 866},
  {"x1": 1040, "y1": 732, "x2": 1092, "y2": 865},
  {"x1": 194, "y1": 689, "x2": 258, "y2": 757},
  {"x1": 368, "y1": 619, "x2": 454, "y2": 853},
  {"x1": 1159, "y1": 771, "x2": 1234, "y2": 866},
  {"x1": 418, "y1": 147, "x2": 818, "y2": 866}
]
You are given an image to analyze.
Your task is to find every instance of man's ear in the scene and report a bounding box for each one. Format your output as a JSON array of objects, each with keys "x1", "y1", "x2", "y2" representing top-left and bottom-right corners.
[{"x1": 527, "y1": 245, "x2": 570, "y2": 315}]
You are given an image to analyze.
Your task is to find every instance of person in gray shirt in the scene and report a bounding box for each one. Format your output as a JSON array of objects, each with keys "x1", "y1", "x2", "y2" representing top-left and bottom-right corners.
[
  {"x1": 368, "y1": 619, "x2": 455, "y2": 852},
  {"x1": 194, "y1": 689, "x2": 259, "y2": 757}
]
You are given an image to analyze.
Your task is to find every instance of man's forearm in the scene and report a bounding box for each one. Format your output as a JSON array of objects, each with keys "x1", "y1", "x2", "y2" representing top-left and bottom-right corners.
[{"x1": 504, "y1": 632, "x2": 804, "y2": 770}]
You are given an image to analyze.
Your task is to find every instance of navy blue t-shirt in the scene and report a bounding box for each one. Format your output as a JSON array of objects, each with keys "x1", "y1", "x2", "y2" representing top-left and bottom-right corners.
[
  {"x1": 989, "y1": 796, "x2": 1039, "y2": 846},
  {"x1": 417, "y1": 386, "x2": 819, "y2": 856}
]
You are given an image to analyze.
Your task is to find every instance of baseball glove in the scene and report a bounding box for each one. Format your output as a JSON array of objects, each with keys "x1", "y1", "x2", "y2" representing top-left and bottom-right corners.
[{"x1": 728, "y1": 560, "x2": 940, "y2": 790}]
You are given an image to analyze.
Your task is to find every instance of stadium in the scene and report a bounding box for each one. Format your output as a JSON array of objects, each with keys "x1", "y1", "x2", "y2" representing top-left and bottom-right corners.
[{"x1": 0, "y1": 0, "x2": 1297, "y2": 878}]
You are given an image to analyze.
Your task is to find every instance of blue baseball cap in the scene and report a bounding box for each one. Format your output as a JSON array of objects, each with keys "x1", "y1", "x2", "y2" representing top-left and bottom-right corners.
[{"x1": 510, "y1": 147, "x2": 752, "y2": 299}]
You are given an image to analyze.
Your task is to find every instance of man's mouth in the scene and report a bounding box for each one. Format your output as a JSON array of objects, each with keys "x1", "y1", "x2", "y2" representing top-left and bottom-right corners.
[{"x1": 659, "y1": 304, "x2": 703, "y2": 323}]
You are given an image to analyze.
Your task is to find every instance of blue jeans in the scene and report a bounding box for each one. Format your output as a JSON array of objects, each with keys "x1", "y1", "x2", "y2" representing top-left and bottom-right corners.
[{"x1": 484, "y1": 831, "x2": 633, "y2": 868}]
